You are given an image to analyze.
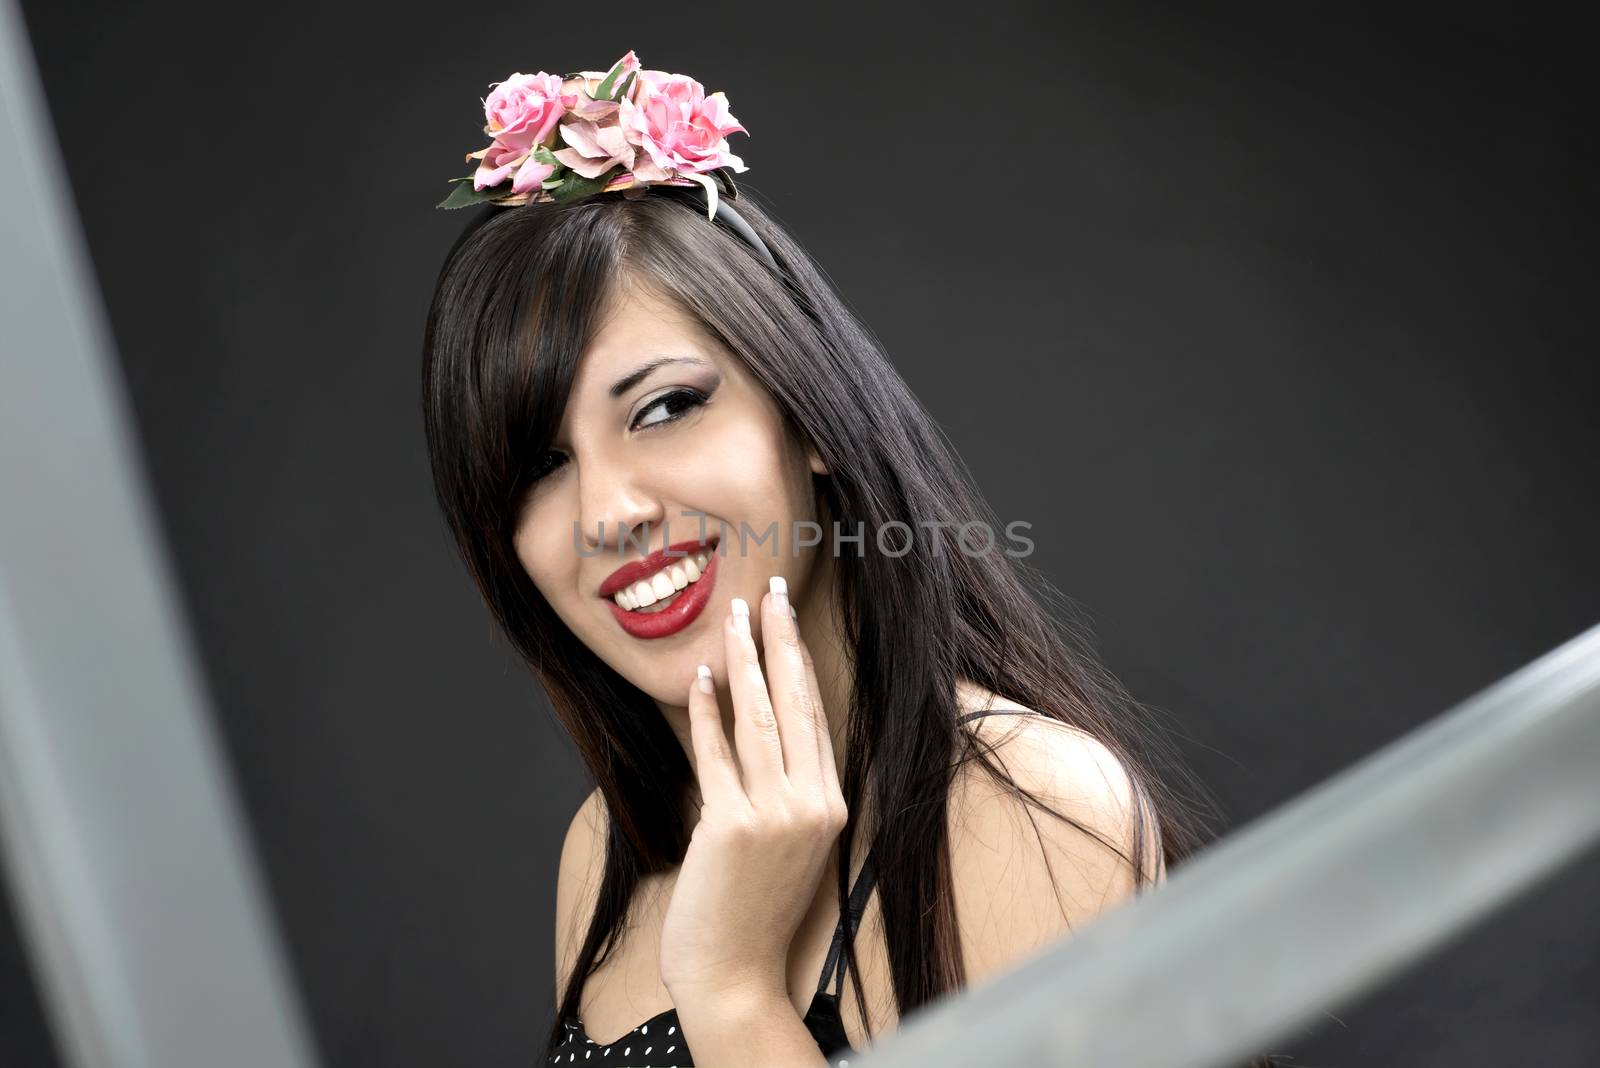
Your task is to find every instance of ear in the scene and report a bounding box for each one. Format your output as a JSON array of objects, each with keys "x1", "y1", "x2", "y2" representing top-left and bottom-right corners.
[{"x1": 807, "y1": 445, "x2": 828, "y2": 476}]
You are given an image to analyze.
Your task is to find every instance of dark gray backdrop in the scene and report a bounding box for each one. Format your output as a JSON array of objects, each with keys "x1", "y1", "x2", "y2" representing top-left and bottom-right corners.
[{"x1": 4, "y1": 3, "x2": 1595, "y2": 1065}]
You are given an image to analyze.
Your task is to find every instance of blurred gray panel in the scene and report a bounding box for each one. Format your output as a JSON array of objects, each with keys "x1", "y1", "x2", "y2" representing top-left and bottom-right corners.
[
  {"x1": 0, "y1": 1, "x2": 321, "y2": 1066},
  {"x1": 855, "y1": 621, "x2": 1600, "y2": 1068}
]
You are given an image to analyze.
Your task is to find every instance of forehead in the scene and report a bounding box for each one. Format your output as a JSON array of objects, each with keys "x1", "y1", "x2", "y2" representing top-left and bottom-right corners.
[{"x1": 571, "y1": 279, "x2": 719, "y2": 387}]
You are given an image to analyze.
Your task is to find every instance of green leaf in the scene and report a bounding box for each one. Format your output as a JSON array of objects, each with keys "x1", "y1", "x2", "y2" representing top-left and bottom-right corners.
[
  {"x1": 548, "y1": 165, "x2": 621, "y2": 203},
  {"x1": 532, "y1": 145, "x2": 561, "y2": 168},
  {"x1": 437, "y1": 178, "x2": 513, "y2": 210},
  {"x1": 614, "y1": 70, "x2": 637, "y2": 102},
  {"x1": 593, "y1": 55, "x2": 629, "y2": 101}
]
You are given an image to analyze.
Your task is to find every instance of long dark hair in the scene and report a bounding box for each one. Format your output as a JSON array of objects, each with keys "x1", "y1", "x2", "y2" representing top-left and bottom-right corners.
[{"x1": 420, "y1": 188, "x2": 1272, "y2": 1064}]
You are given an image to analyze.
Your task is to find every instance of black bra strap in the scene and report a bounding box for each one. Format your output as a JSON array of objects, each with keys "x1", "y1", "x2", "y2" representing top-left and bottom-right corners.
[
  {"x1": 815, "y1": 848, "x2": 879, "y2": 997},
  {"x1": 957, "y1": 708, "x2": 1043, "y2": 724},
  {"x1": 809, "y1": 712, "x2": 1038, "y2": 998}
]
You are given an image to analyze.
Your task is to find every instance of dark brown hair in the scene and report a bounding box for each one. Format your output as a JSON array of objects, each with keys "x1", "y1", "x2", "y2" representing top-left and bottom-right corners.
[{"x1": 420, "y1": 188, "x2": 1271, "y2": 1064}]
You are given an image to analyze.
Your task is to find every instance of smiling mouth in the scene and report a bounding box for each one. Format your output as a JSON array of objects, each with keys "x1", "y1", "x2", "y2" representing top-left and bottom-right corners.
[{"x1": 608, "y1": 543, "x2": 717, "y2": 614}]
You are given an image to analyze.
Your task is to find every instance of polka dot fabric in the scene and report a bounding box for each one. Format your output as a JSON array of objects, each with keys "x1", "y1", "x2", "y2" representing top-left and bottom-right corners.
[
  {"x1": 548, "y1": 1011, "x2": 698, "y2": 1067},
  {"x1": 548, "y1": 995, "x2": 860, "y2": 1067},
  {"x1": 546, "y1": 710, "x2": 1027, "y2": 1067},
  {"x1": 548, "y1": 855, "x2": 875, "y2": 1068}
]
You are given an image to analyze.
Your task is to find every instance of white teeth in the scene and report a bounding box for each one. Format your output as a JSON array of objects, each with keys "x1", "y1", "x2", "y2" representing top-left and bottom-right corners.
[{"x1": 610, "y1": 546, "x2": 715, "y2": 612}]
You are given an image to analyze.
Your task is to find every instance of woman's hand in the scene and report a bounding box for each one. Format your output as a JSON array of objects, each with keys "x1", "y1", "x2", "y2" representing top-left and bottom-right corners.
[{"x1": 657, "y1": 576, "x2": 848, "y2": 1005}]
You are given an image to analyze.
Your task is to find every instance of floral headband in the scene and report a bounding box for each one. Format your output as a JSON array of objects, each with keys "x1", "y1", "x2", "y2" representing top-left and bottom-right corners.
[{"x1": 437, "y1": 50, "x2": 748, "y2": 223}]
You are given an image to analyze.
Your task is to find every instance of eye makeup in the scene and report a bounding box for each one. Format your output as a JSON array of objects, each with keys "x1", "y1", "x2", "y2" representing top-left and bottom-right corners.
[
  {"x1": 524, "y1": 369, "x2": 723, "y2": 489},
  {"x1": 624, "y1": 358, "x2": 722, "y2": 426},
  {"x1": 630, "y1": 387, "x2": 710, "y2": 431}
]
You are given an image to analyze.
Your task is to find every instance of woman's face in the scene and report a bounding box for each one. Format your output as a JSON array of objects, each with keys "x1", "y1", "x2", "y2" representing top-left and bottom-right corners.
[{"x1": 513, "y1": 277, "x2": 827, "y2": 706}]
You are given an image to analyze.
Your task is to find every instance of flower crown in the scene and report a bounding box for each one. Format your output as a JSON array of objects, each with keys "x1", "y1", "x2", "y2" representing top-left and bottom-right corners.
[{"x1": 437, "y1": 50, "x2": 748, "y2": 221}]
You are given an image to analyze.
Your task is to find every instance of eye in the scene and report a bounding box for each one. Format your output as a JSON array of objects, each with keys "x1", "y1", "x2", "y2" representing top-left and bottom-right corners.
[
  {"x1": 631, "y1": 388, "x2": 707, "y2": 432},
  {"x1": 525, "y1": 449, "x2": 567, "y2": 485}
]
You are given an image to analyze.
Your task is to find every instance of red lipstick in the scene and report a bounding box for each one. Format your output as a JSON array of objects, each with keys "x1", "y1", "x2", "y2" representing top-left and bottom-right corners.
[{"x1": 599, "y1": 537, "x2": 719, "y2": 640}]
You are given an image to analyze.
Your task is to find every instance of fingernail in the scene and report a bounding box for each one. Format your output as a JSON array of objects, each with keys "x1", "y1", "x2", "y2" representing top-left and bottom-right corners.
[
  {"x1": 790, "y1": 605, "x2": 798, "y2": 621},
  {"x1": 696, "y1": 664, "x2": 714, "y2": 695},
  {"x1": 731, "y1": 596, "x2": 751, "y2": 636},
  {"x1": 769, "y1": 575, "x2": 789, "y2": 614}
]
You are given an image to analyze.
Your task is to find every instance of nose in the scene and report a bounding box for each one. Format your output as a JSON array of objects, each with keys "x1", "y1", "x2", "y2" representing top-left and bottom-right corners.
[{"x1": 576, "y1": 456, "x2": 666, "y2": 555}]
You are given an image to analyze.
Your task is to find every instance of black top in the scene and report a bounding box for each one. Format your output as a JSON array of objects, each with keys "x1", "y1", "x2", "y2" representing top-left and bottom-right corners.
[{"x1": 546, "y1": 708, "x2": 1036, "y2": 1067}]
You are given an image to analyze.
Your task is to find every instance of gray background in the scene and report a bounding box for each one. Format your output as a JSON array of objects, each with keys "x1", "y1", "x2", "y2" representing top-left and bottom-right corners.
[{"x1": 4, "y1": 3, "x2": 1595, "y2": 1065}]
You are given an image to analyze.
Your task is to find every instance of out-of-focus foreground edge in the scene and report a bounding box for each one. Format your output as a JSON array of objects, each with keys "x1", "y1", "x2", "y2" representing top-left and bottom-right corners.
[{"x1": 0, "y1": 2, "x2": 321, "y2": 1066}]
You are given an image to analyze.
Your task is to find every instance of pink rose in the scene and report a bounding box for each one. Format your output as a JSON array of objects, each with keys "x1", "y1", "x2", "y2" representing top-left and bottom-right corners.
[
  {"x1": 621, "y1": 70, "x2": 748, "y2": 180},
  {"x1": 466, "y1": 138, "x2": 556, "y2": 194},
  {"x1": 553, "y1": 117, "x2": 637, "y2": 179},
  {"x1": 481, "y1": 71, "x2": 572, "y2": 154}
]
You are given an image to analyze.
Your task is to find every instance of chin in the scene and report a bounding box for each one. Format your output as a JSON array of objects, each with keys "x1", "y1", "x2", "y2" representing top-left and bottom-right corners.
[{"x1": 633, "y1": 668, "x2": 700, "y2": 708}]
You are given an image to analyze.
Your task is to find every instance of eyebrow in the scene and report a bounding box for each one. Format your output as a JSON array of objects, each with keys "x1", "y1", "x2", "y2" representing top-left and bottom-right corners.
[{"x1": 608, "y1": 355, "x2": 709, "y2": 398}]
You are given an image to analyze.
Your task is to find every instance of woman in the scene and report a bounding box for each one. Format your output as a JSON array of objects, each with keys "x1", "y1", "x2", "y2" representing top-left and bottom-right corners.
[{"x1": 423, "y1": 52, "x2": 1267, "y2": 1068}]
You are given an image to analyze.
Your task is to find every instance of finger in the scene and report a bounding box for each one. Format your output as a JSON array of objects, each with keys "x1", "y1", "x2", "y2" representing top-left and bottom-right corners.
[
  {"x1": 761, "y1": 575, "x2": 825, "y2": 791},
  {"x1": 725, "y1": 596, "x2": 786, "y2": 799},
  {"x1": 687, "y1": 663, "x2": 747, "y2": 809},
  {"x1": 792, "y1": 613, "x2": 843, "y2": 803}
]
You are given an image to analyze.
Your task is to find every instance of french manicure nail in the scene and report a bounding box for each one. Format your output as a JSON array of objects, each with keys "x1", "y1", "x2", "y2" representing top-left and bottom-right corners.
[
  {"x1": 769, "y1": 575, "x2": 789, "y2": 613},
  {"x1": 696, "y1": 664, "x2": 714, "y2": 695},
  {"x1": 731, "y1": 597, "x2": 751, "y2": 636}
]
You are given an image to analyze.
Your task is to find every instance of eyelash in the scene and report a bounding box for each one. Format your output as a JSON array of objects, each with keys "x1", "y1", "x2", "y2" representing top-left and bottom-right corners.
[
  {"x1": 632, "y1": 387, "x2": 708, "y2": 432},
  {"x1": 526, "y1": 388, "x2": 708, "y2": 485}
]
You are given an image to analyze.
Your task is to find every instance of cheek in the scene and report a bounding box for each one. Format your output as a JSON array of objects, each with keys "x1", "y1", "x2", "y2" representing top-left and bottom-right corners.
[
  {"x1": 513, "y1": 510, "x2": 577, "y2": 600},
  {"x1": 694, "y1": 421, "x2": 804, "y2": 519},
  {"x1": 710, "y1": 428, "x2": 819, "y2": 537}
]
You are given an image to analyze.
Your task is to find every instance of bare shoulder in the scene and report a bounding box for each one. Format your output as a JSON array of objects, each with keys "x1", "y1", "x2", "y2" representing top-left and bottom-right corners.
[
  {"x1": 954, "y1": 684, "x2": 1141, "y2": 831},
  {"x1": 554, "y1": 786, "x2": 607, "y2": 1006},
  {"x1": 948, "y1": 686, "x2": 1165, "y2": 987}
]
